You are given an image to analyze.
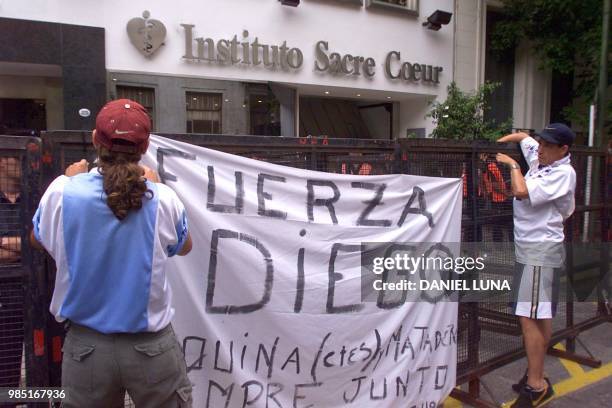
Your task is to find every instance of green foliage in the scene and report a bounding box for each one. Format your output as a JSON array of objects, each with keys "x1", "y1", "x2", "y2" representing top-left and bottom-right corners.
[
  {"x1": 427, "y1": 82, "x2": 512, "y2": 141},
  {"x1": 490, "y1": 0, "x2": 606, "y2": 125}
]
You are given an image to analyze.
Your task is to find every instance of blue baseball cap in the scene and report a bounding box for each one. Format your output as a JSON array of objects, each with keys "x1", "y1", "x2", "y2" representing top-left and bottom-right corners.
[{"x1": 535, "y1": 123, "x2": 575, "y2": 146}]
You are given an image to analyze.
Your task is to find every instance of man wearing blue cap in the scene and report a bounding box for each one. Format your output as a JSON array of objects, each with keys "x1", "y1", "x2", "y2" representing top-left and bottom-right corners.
[{"x1": 496, "y1": 123, "x2": 576, "y2": 407}]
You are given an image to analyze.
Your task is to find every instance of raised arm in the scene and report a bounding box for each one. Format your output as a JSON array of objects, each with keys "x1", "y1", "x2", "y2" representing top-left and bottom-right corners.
[
  {"x1": 496, "y1": 153, "x2": 529, "y2": 199},
  {"x1": 497, "y1": 131, "x2": 530, "y2": 144}
]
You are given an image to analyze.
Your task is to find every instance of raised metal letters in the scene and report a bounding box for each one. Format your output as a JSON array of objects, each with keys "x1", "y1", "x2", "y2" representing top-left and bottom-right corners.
[
  {"x1": 178, "y1": 25, "x2": 442, "y2": 85},
  {"x1": 182, "y1": 27, "x2": 303, "y2": 70},
  {"x1": 314, "y1": 41, "x2": 376, "y2": 77},
  {"x1": 384, "y1": 51, "x2": 442, "y2": 83}
]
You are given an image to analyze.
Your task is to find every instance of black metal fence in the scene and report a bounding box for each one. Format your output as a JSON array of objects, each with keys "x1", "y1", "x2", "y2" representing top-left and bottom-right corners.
[
  {"x1": 2, "y1": 131, "x2": 610, "y2": 407},
  {"x1": 397, "y1": 139, "x2": 611, "y2": 406},
  {"x1": 0, "y1": 136, "x2": 45, "y2": 403}
]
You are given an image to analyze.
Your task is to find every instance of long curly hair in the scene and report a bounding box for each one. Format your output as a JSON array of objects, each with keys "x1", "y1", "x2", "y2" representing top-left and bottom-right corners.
[{"x1": 97, "y1": 143, "x2": 153, "y2": 220}]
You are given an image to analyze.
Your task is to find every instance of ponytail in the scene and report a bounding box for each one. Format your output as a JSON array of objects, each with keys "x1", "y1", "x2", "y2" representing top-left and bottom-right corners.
[{"x1": 97, "y1": 145, "x2": 153, "y2": 220}]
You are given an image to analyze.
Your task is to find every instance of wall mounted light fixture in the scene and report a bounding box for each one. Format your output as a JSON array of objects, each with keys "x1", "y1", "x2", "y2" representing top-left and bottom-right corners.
[
  {"x1": 279, "y1": 0, "x2": 300, "y2": 6},
  {"x1": 422, "y1": 10, "x2": 452, "y2": 31}
]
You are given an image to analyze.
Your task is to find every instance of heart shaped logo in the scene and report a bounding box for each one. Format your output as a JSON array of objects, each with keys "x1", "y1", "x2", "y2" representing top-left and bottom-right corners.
[{"x1": 127, "y1": 11, "x2": 166, "y2": 57}]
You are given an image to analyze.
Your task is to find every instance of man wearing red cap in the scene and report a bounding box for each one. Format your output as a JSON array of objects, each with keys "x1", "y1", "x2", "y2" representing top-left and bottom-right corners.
[{"x1": 31, "y1": 99, "x2": 193, "y2": 407}]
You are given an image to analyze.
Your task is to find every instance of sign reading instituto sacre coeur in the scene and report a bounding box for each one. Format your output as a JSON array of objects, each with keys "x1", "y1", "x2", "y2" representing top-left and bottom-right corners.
[{"x1": 126, "y1": 14, "x2": 443, "y2": 84}]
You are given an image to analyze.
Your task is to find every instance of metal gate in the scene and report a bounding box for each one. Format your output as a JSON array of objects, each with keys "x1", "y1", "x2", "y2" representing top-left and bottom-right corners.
[
  {"x1": 5, "y1": 130, "x2": 610, "y2": 407},
  {"x1": 0, "y1": 136, "x2": 47, "y2": 402}
]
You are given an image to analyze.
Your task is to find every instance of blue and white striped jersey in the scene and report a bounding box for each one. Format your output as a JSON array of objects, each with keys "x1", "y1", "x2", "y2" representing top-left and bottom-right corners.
[{"x1": 33, "y1": 168, "x2": 189, "y2": 333}]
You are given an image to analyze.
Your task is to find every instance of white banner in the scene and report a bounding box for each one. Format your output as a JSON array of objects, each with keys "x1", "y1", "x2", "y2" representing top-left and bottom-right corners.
[{"x1": 142, "y1": 135, "x2": 462, "y2": 408}]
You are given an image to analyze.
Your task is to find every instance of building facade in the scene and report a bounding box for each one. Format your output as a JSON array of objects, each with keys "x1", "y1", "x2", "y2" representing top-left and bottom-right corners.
[
  {"x1": 0, "y1": 0, "x2": 555, "y2": 139},
  {"x1": 454, "y1": 0, "x2": 555, "y2": 132}
]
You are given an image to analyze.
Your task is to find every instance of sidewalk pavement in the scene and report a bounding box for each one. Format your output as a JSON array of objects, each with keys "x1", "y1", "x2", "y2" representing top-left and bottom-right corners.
[{"x1": 446, "y1": 319, "x2": 612, "y2": 407}]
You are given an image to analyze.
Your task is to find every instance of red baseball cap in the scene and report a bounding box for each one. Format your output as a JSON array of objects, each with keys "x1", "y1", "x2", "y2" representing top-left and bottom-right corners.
[{"x1": 95, "y1": 99, "x2": 151, "y2": 154}]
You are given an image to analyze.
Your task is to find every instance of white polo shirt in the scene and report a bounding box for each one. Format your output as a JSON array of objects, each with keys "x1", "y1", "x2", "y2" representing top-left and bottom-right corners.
[
  {"x1": 32, "y1": 168, "x2": 189, "y2": 333},
  {"x1": 513, "y1": 137, "x2": 576, "y2": 266}
]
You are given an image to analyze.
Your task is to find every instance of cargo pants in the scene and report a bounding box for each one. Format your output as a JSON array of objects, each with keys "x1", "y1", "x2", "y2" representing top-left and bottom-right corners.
[{"x1": 61, "y1": 322, "x2": 192, "y2": 408}]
